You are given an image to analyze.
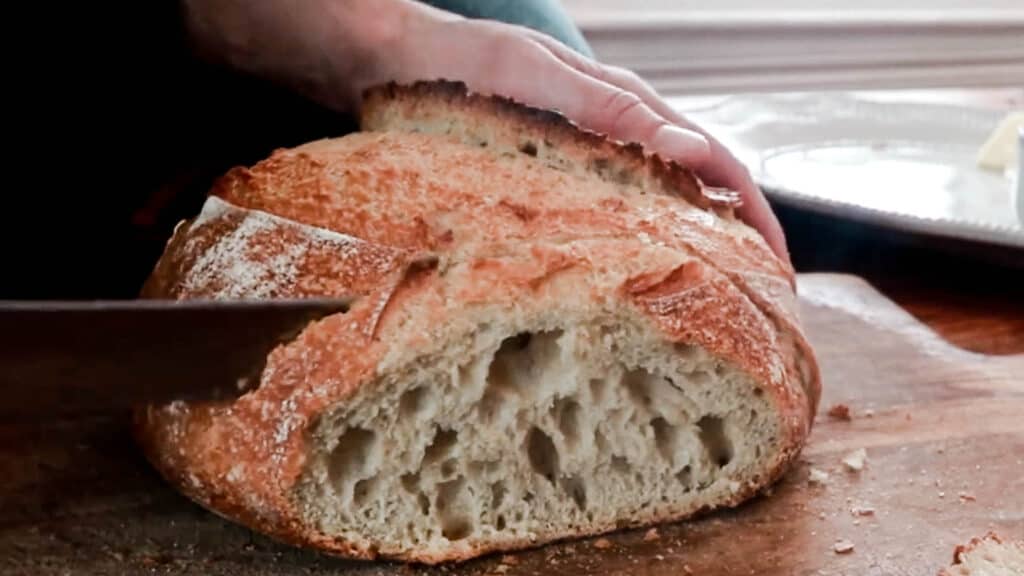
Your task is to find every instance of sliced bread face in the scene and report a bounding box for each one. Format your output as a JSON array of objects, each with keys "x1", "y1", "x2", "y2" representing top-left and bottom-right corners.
[
  {"x1": 299, "y1": 311, "x2": 783, "y2": 561},
  {"x1": 939, "y1": 533, "x2": 1024, "y2": 576},
  {"x1": 135, "y1": 81, "x2": 820, "y2": 564}
]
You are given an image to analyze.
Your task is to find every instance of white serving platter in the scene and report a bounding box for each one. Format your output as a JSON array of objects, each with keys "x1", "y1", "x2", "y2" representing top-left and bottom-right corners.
[{"x1": 672, "y1": 92, "x2": 1024, "y2": 251}]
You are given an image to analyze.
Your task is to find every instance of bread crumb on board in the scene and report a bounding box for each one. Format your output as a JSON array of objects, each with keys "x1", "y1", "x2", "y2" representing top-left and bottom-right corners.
[
  {"x1": 833, "y1": 539, "x2": 856, "y2": 554},
  {"x1": 827, "y1": 404, "x2": 852, "y2": 421},
  {"x1": 808, "y1": 468, "x2": 831, "y2": 486},
  {"x1": 593, "y1": 538, "x2": 613, "y2": 550},
  {"x1": 958, "y1": 492, "x2": 976, "y2": 502},
  {"x1": 850, "y1": 504, "x2": 875, "y2": 516},
  {"x1": 842, "y1": 448, "x2": 868, "y2": 472},
  {"x1": 643, "y1": 528, "x2": 661, "y2": 542}
]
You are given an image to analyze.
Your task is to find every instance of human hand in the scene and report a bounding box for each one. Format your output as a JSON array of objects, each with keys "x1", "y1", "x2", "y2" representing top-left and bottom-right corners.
[
  {"x1": 181, "y1": 0, "x2": 789, "y2": 263},
  {"x1": 357, "y1": 5, "x2": 789, "y2": 263}
]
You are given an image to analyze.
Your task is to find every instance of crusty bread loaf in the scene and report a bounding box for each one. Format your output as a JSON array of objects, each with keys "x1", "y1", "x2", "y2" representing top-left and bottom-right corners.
[
  {"x1": 938, "y1": 532, "x2": 1024, "y2": 576},
  {"x1": 135, "y1": 80, "x2": 821, "y2": 564}
]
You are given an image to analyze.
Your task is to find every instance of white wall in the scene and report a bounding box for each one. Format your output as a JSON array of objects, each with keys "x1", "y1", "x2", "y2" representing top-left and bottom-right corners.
[
  {"x1": 564, "y1": 0, "x2": 1024, "y2": 16},
  {"x1": 562, "y1": 0, "x2": 1024, "y2": 94}
]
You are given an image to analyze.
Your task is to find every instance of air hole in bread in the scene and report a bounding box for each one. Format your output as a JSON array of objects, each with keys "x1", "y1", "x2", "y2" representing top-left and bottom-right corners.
[
  {"x1": 585, "y1": 155, "x2": 635, "y2": 186},
  {"x1": 481, "y1": 331, "x2": 564, "y2": 423},
  {"x1": 650, "y1": 417, "x2": 678, "y2": 462},
  {"x1": 440, "y1": 458, "x2": 458, "y2": 479},
  {"x1": 589, "y1": 377, "x2": 609, "y2": 405},
  {"x1": 526, "y1": 426, "x2": 559, "y2": 485},
  {"x1": 399, "y1": 386, "x2": 434, "y2": 420},
  {"x1": 441, "y1": 518, "x2": 473, "y2": 542},
  {"x1": 468, "y1": 459, "x2": 499, "y2": 480},
  {"x1": 697, "y1": 416, "x2": 733, "y2": 468},
  {"x1": 589, "y1": 157, "x2": 610, "y2": 177},
  {"x1": 561, "y1": 475, "x2": 587, "y2": 511},
  {"x1": 675, "y1": 343, "x2": 698, "y2": 359},
  {"x1": 623, "y1": 368, "x2": 653, "y2": 409},
  {"x1": 611, "y1": 455, "x2": 630, "y2": 474},
  {"x1": 490, "y1": 481, "x2": 506, "y2": 509},
  {"x1": 400, "y1": 472, "x2": 419, "y2": 493},
  {"x1": 328, "y1": 427, "x2": 378, "y2": 497},
  {"x1": 423, "y1": 427, "x2": 458, "y2": 466},
  {"x1": 594, "y1": 429, "x2": 609, "y2": 454},
  {"x1": 353, "y1": 474, "x2": 379, "y2": 508},
  {"x1": 436, "y1": 476, "x2": 474, "y2": 541},
  {"x1": 518, "y1": 141, "x2": 538, "y2": 157},
  {"x1": 554, "y1": 397, "x2": 581, "y2": 447}
]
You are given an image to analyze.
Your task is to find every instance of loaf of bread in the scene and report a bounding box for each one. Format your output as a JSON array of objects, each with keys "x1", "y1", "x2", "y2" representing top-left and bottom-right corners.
[{"x1": 135, "y1": 80, "x2": 820, "y2": 564}]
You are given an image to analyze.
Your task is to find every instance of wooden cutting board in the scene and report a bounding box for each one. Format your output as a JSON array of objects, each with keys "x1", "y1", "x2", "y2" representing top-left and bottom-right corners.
[{"x1": 1, "y1": 273, "x2": 1021, "y2": 575}]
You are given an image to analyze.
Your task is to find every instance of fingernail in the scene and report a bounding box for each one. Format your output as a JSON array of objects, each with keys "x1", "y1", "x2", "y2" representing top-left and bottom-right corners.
[{"x1": 650, "y1": 124, "x2": 710, "y2": 165}]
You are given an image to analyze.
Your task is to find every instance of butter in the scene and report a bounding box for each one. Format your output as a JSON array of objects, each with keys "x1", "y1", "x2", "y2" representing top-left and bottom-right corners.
[{"x1": 976, "y1": 111, "x2": 1023, "y2": 172}]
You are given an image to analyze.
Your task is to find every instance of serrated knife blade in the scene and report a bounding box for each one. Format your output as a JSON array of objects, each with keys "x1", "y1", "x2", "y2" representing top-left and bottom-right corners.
[{"x1": 0, "y1": 297, "x2": 354, "y2": 419}]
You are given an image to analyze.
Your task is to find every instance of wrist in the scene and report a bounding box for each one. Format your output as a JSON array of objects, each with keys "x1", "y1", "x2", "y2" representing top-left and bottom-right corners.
[
  {"x1": 180, "y1": 0, "x2": 449, "y2": 115},
  {"x1": 328, "y1": 0, "x2": 462, "y2": 112}
]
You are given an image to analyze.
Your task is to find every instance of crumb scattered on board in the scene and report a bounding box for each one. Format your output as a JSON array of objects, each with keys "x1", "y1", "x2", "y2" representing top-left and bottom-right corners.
[
  {"x1": 593, "y1": 538, "x2": 613, "y2": 550},
  {"x1": 643, "y1": 528, "x2": 660, "y2": 542},
  {"x1": 851, "y1": 504, "x2": 875, "y2": 516},
  {"x1": 959, "y1": 492, "x2": 977, "y2": 502},
  {"x1": 827, "y1": 404, "x2": 852, "y2": 421},
  {"x1": 833, "y1": 539, "x2": 856, "y2": 554},
  {"x1": 842, "y1": 448, "x2": 868, "y2": 472},
  {"x1": 808, "y1": 468, "x2": 830, "y2": 486}
]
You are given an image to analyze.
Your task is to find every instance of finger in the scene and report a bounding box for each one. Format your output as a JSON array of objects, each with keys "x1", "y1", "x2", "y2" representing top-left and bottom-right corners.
[
  {"x1": 685, "y1": 139, "x2": 791, "y2": 265},
  {"x1": 520, "y1": 33, "x2": 790, "y2": 256},
  {"x1": 474, "y1": 37, "x2": 711, "y2": 167},
  {"x1": 581, "y1": 65, "x2": 791, "y2": 263},
  {"x1": 522, "y1": 33, "x2": 712, "y2": 157},
  {"x1": 523, "y1": 33, "x2": 698, "y2": 141}
]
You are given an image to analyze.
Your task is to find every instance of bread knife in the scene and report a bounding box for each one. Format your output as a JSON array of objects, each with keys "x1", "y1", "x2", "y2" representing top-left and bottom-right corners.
[{"x1": 0, "y1": 297, "x2": 353, "y2": 419}]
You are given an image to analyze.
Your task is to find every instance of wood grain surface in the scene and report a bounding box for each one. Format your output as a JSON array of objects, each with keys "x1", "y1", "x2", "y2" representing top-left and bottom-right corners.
[{"x1": 1, "y1": 273, "x2": 1021, "y2": 576}]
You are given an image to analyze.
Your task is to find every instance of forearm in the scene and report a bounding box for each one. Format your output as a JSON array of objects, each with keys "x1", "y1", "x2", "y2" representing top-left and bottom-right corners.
[{"x1": 180, "y1": 0, "x2": 451, "y2": 113}]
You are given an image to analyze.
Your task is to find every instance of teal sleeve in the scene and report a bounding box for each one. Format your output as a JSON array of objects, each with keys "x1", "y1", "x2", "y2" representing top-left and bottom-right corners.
[{"x1": 417, "y1": 0, "x2": 593, "y2": 57}]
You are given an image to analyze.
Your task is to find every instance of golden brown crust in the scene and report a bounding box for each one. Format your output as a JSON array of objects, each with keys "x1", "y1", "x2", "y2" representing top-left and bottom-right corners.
[
  {"x1": 359, "y1": 79, "x2": 818, "y2": 417},
  {"x1": 360, "y1": 80, "x2": 741, "y2": 214},
  {"x1": 134, "y1": 80, "x2": 821, "y2": 564}
]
